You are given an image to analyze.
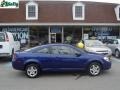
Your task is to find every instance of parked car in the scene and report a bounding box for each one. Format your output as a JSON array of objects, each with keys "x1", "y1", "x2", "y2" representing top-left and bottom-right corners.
[
  {"x1": 107, "y1": 39, "x2": 120, "y2": 58},
  {"x1": 84, "y1": 40, "x2": 112, "y2": 57},
  {"x1": 0, "y1": 32, "x2": 20, "y2": 58},
  {"x1": 12, "y1": 44, "x2": 111, "y2": 78}
]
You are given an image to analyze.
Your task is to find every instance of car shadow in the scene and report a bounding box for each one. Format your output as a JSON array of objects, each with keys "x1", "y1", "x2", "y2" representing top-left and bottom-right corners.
[
  {"x1": 41, "y1": 71, "x2": 87, "y2": 79},
  {"x1": 0, "y1": 57, "x2": 11, "y2": 64},
  {"x1": 12, "y1": 71, "x2": 87, "y2": 79},
  {"x1": 13, "y1": 70, "x2": 112, "y2": 79}
]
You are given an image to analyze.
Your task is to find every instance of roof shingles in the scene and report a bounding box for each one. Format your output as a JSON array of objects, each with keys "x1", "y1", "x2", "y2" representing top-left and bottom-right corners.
[{"x1": 0, "y1": 1, "x2": 119, "y2": 23}]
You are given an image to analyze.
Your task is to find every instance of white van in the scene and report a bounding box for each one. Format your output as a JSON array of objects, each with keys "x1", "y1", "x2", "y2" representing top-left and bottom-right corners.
[{"x1": 0, "y1": 32, "x2": 20, "y2": 58}]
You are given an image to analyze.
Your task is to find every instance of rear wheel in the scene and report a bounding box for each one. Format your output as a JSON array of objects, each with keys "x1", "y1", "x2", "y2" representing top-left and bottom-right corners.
[
  {"x1": 25, "y1": 64, "x2": 41, "y2": 78},
  {"x1": 87, "y1": 62, "x2": 101, "y2": 76},
  {"x1": 115, "y1": 50, "x2": 120, "y2": 58}
]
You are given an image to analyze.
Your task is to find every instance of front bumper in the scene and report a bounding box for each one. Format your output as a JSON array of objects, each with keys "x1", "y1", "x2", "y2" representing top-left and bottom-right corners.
[{"x1": 102, "y1": 61, "x2": 112, "y2": 70}]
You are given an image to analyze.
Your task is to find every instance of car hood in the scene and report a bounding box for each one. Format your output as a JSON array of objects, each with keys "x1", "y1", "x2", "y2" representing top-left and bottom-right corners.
[{"x1": 85, "y1": 46, "x2": 111, "y2": 52}]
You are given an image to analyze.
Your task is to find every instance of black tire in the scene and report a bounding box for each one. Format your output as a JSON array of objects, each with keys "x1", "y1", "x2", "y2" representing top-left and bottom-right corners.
[
  {"x1": 115, "y1": 50, "x2": 120, "y2": 58},
  {"x1": 25, "y1": 64, "x2": 41, "y2": 78},
  {"x1": 9, "y1": 49, "x2": 14, "y2": 61},
  {"x1": 87, "y1": 62, "x2": 101, "y2": 76}
]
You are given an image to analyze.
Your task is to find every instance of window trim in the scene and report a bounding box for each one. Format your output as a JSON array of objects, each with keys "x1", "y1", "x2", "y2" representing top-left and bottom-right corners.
[
  {"x1": 115, "y1": 5, "x2": 120, "y2": 21},
  {"x1": 26, "y1": 1, "x2": 38, "y2": 20},
  {"x1": 50, "y1": 45, "x2": 81, "y2": 56},
  {"x1": 72, "y1": 2, "x2": 85, "y2": 20}
]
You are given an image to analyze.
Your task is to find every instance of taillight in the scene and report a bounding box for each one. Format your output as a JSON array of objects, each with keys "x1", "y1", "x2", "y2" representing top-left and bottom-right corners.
[{"x1": 12, "y1": 53, "x2": 16, "y2": 61}]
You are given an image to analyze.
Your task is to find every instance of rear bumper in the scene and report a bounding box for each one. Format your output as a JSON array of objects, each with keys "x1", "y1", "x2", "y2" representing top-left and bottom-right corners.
[
  {"x1": 12, "y1": 61, "x2": 24, "y2": 71},
  {"x1": 0, "y1": 53, "x2": 10, "y2": 57}
]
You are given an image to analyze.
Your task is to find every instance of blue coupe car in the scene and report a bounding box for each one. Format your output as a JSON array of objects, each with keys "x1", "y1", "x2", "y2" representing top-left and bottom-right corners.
[{"x1": 12, "y1": 44, "x2": 111, "y2": 78}]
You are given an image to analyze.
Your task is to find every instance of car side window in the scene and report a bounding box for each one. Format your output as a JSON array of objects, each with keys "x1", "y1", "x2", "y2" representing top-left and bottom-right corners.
[
  {"x1": 108, "y1": 40, "x2": 114, "y2": 44},
  {"x1": 58, "y1": 46, "x2": 80, "y2": 55},
  {"x1": 58, "y1": 46, "x2": 70, "y2": 55},
  {"x1": 71, "y1": 48, "x2": 81, "y2": 55},
  {"x1": 50, "y1": 46, "x2": 59, "y2": 54},
  {"x1": 35, "y1": 47, "x2": 49, "y2": 54}
]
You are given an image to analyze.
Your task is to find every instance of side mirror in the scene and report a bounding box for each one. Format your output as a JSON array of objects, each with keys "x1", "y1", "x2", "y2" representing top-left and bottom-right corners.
[{"x1": 75, "y1": 53, "x2": 81, "y2": 57}]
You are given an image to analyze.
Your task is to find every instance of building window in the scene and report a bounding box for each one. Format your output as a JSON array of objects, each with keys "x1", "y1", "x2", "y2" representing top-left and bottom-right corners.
[
  {"x1": 75, "y1": 6, "x2": 82, "y2": 17},
  {"x1": 73, "y1": 2, "x2": 85, "y2": 20},
  {"x1": 26, "y1": 1, "x2": 38, "y2": 20},
  {"x1": 28, "y1": 5, "x2": 36, "y2": 17},
  {"x1": 115, "y1": 5, "x2": 120, "y2": 21}
]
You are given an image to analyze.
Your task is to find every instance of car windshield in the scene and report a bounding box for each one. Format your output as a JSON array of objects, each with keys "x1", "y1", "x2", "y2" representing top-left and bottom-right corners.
[
  {"x1": 0, "y1": 33, "x2": 5, "y2": 42},
  {"x1": 85, "y1": 40, "x2": 104, "y2": 47}
]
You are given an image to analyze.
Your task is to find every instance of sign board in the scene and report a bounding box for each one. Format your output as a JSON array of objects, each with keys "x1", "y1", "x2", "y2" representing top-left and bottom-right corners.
[
  {"x1": 0, "y1": 0, "x2": 19, "y2": 8},
  {"x1": 1, "y1": 27, "x2": 29, "y2": 44},
  {"x1": 50, "y1": 26, "x2": 62, "y2": 33}
]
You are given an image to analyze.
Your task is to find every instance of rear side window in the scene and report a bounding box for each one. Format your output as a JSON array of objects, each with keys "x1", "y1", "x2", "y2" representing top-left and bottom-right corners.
[
  {"x1": 0, "y1": 33, "x2": 5, "y2": 42},
  {"x1": 36, "y1": 47, "x2": 49, "y2": 54}
]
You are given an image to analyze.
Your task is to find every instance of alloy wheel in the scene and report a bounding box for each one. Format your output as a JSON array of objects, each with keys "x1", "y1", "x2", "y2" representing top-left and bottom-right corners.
[
  {"x1": 26, "y1": 64, "x2": 40, "y2": 78},
  {"x1": 88, "y1": 62, "x2": 101, "y2": 76}
]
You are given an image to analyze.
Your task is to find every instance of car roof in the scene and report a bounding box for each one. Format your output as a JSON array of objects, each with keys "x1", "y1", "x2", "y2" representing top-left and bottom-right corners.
[
  {"x1": 84, "y1": 39, "x2": 99, "y2": 41},
  {"x1": 41, "y1": 43, "x2": 72, "y2": 47},
  {"x1": 25, "y1": 44, "x2": 73, "y2": 51}
]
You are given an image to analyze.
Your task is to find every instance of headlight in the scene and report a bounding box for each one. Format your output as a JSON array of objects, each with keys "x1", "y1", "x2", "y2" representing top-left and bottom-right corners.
[
  {"x1": 104, "y1": 57, "x2": 110, "y2": 62},
  {"x1": 108, "y1": 49, "x2": 112, "y2": 54}
]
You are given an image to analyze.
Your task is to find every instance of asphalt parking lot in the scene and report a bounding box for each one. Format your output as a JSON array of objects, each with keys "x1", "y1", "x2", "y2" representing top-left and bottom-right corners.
[{"x1": 0, "y1": 57, "x2": 120, "y2": 90}]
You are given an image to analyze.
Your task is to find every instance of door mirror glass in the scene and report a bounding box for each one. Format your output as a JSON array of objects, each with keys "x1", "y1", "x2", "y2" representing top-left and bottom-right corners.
[{"x1": 75, "y1": 53, "x2": 81, "y2": 57}]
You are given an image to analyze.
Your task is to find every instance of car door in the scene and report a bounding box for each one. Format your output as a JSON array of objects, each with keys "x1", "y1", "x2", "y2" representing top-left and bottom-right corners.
[
  {"x1": 112, "y1": 40, "x2": 120, "y2": 54},
  {"x1": 33, "y1": 46, "x2": 60, "y2": 69},
  {"x1": 107, "y1": 40, "x2": 116, "y2": 53},
  {"x1": 54, "y1": 45, "x2": 85, "y2": 69}
]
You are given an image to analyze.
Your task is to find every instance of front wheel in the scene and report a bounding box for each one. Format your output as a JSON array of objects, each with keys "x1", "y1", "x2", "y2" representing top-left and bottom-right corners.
[
  {"x1": 87, "y1": 62, "x2": 101, "y2": 76},
  {"x1": 25, "y1": 64, "x2": 40, "y2": 78}
]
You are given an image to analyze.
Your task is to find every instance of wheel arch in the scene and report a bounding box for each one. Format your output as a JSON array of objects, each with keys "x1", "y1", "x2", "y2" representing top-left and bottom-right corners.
[
  {"x1": 86, "y1": 60, "x2": 103, "y2": 70},
  {"x1": 115, "y1": 48, "x2": 120, "y2": 52},
  {"x1": 24, "y1": 60, "x2": 42, "y2": 70}
]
